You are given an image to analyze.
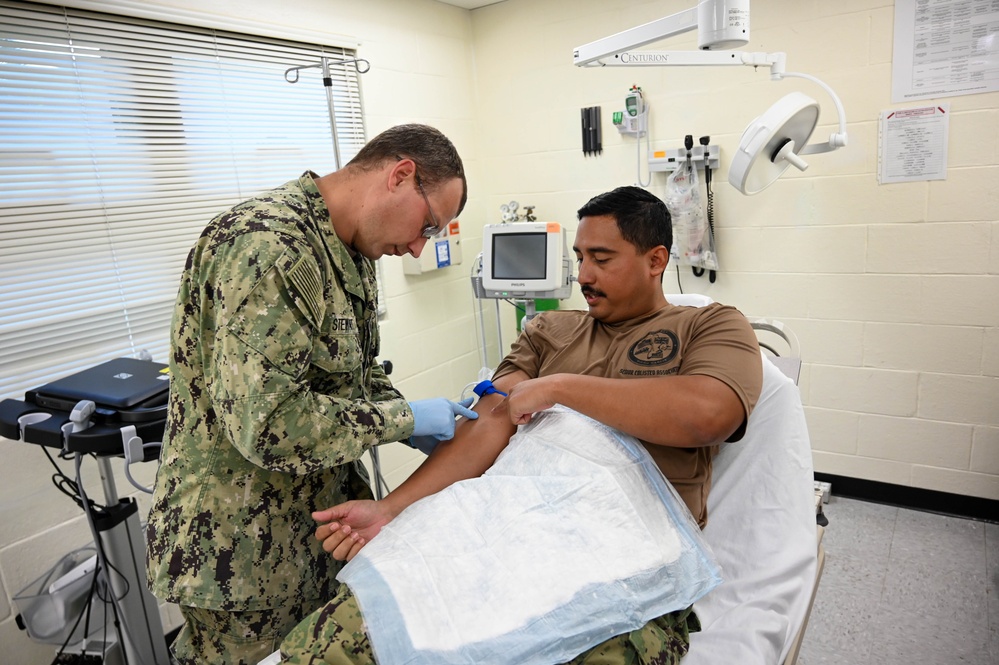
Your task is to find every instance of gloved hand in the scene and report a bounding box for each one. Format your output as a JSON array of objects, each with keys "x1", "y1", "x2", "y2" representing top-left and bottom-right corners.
[
  {"x1": 408, "y1": 434, "x2": 442, "y2": 456},
  {"x1": 409, "y1": 396, "x2": 478, "y2": 445}
]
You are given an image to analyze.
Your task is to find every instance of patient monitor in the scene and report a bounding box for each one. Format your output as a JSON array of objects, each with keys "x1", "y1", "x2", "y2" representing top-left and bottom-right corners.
[{"x1": 478, "y1": 222, "x2": 573, "y2": 300}]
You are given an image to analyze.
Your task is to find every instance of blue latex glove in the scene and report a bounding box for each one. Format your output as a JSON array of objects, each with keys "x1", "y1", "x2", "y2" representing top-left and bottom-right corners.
[
  {"x1": 408, "y1": 397, "x2": 478, "y2": 454},
  {"x1": 408, "y1": 434, "x2": 442, "y2": 456}
]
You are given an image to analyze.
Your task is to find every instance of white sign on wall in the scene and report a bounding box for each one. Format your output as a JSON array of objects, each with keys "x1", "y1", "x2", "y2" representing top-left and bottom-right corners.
[
  {"x1": 892, "y1": 0, "x2": 999, "y2": 103},
  {"x1": 878, "y1": 104, "x2": 950, "y2": 184}
]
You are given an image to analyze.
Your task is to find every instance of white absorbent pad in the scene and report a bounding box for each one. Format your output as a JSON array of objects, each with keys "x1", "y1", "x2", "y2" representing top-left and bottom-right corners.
[{"x1": 337, "y1": 406, "x2": 722, "y2": 665}]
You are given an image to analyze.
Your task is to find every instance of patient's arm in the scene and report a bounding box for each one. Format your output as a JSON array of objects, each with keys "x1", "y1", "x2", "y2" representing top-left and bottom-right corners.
[
  {"x1": 314, "y1": 370, "x2": 527, "y2": 561},
  {"x1": 497, "y1": 373, "x2": 745, "y2": 448}
]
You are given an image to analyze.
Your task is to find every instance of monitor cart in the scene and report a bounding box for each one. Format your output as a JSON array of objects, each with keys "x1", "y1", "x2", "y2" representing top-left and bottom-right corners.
[{"x1": 1, "y1": 391, "x2": 171, "y2": 665}]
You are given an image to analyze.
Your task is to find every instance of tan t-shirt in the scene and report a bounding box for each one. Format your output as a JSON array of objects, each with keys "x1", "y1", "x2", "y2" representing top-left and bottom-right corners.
[{"x1": 493, "y1": 303, "x2": 763, "y2": 527}]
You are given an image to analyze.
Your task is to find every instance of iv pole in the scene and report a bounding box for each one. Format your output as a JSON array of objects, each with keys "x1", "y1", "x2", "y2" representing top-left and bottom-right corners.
[
  {"x1": 285, "y1": 56, "x2": 370, "y2": 170},
  {"x1": 285, "y1": 55, "x2": 397, "y2": 497}
]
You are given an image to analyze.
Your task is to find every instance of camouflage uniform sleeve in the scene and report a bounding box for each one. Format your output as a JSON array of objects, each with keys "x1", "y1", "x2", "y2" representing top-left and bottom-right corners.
[
  {"x1": 207, "y1": 233, "x2": 414, "y2": 475},
  {"x1": 367, "y1": 360, "x2": 401, "y2": 404}
]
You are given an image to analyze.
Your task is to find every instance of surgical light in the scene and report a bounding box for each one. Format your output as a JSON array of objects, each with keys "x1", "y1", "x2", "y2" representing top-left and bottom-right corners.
[
  {"x1": 729, "y1": 92, "x2": 818, "y2": 196},
  {"x1": 573, "y1": 0, "x2": 847, "y2": 195}
]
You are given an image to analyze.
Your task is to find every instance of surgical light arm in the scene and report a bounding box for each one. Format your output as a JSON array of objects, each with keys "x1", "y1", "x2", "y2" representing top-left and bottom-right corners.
[
  {"x1": 572, "y1": 0, "x2": 753, "y2": 67},
  {"x1": 780, "y1": 72, "x2": 848, "y2": 155},
  {"x1": 571, "y1": 0, "x2": 848, "y2": 194}
]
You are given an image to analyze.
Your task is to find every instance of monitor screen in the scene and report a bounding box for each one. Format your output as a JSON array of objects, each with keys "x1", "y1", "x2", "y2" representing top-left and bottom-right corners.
[{"x1": 491, "y1": 233, "x2": 548, "y2": 280}]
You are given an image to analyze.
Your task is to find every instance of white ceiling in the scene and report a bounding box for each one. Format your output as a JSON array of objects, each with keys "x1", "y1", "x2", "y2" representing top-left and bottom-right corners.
[{"x1": 436, "y1": 0, "x2": 506, "y2": 9}]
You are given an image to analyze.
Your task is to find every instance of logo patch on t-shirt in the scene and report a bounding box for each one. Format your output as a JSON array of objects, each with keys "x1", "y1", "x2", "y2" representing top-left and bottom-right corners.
[{"x1": 628, "y1": 329, "x2": 679, "y2": 366}]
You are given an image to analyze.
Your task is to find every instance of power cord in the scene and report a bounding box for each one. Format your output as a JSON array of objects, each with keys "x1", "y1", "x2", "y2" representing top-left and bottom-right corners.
[
  {"x1": 42, "y1": 447, "x2": 106, "y2": 513},
  {"x1": 35, "y1": 449, "x2": 126, "y2": 663},
  {"x1": 32, "y1": 454, "x2": 122, "y2": 664},
  {"x1": 75, "y1": 453, "x2": 139, "y2": 665},
  {"x1": 692, "y1": 135, "x2": 717, "y2": 283}
]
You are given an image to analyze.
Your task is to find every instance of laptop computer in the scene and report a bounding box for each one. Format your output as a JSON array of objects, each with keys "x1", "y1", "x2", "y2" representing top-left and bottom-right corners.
[{"x1": 28, "y1": 357, "x2": 170, "y2": 418}]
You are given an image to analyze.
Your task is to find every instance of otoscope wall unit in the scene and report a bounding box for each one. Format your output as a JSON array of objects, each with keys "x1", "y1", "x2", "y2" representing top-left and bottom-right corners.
[{"x1": 649, "y1": 145, "x2": 720, "y2": 173}]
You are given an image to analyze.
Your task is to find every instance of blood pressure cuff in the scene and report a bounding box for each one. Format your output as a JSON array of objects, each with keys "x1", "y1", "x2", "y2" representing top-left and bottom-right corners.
[{"x1": 336, "y1": 406, "x2": 722, "y2": 665}]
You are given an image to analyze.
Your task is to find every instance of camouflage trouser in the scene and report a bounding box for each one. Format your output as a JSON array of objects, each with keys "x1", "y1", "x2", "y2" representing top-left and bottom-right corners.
[
  {"x1": 173, "y1": 600, "x2": 324, "y2": 665},
  {"x1": 280, "y1": 584, "x2": 700, "y2": 664}
]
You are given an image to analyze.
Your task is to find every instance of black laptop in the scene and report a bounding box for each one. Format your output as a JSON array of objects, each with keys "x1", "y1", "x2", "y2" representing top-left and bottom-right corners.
[{"x1": 28, "y1": 357, "x2": 170, "y2": 421}]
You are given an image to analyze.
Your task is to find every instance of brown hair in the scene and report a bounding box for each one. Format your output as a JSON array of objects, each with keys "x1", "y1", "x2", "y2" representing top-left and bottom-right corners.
[{"x1": 347, "y1": 124, "x2": 467, "y2": 215}]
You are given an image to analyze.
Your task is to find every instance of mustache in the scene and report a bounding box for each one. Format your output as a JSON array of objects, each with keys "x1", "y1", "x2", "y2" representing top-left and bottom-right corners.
[{"x1": 580, "y1": 286, "x2": 605, "y2": 298}]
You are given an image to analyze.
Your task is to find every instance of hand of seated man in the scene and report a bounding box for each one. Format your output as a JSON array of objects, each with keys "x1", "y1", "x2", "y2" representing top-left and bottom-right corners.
[
  {"x1": 313, "y1": 500, "x2": 394, "y2": 562},
  {"x1": 493, "y1": 375, "x2": 560, "y2": 425}
]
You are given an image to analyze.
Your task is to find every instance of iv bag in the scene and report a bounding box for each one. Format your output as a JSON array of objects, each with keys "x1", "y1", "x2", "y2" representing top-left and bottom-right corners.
[{"x1": 664, "y1": 160, "x2": 718, "y2": 271}]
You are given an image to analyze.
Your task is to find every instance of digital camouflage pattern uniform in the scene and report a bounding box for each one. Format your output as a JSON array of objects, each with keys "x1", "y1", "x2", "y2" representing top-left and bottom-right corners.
[
  {"x1": 279, "y1": 585, "x2": 700, "y2": 664},
  {"x1": 145, "y1": 172, "x2": 414, "y2": 662}
]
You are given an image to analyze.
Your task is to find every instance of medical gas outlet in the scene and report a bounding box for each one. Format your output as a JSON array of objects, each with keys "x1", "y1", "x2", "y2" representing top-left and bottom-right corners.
[
  {"x1": 403, "y1": 220, "x2": 463, "y2": 275},
  {"x1": 614, "y1": 86, "x2": 647, "y2": 137}
]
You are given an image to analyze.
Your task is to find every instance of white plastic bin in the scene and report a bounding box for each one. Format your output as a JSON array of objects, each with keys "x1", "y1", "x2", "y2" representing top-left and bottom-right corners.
[{"x1": 14, "y1": 547, "x2": 110, "y2": 647}]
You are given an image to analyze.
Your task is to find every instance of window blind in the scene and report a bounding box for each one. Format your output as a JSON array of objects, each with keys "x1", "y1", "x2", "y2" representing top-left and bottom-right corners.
[{"x1": 0, "y1": 0, "x2": 366, "y2": 402}]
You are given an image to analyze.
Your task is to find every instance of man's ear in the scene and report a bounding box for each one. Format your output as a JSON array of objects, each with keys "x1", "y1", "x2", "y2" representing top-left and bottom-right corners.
[
  {"x1": 388, "y1": 157, "x2": 416, "y2": 191},
  {"x1": 648, "y1": 245, "x2": 669, "y2": 277}
]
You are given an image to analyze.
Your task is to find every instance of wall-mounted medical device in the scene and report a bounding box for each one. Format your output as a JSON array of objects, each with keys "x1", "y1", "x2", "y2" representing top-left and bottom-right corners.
[
  {"x1": 475, "y1": 222, "x2": 573, "y2": 300},
  {"x1": 613, "y1": 85, "x2": 648, "y2": 137},
  {"x1": 403, "y1": 220, "x2": 463, "y2": 275},
  {"x1": 500, "y1": 200, "x2": 537, "y2": 224},
  {"x1": 581, "y1": 106, "x2": 603, "y2": 155},
  {"x1": 572, "y1": 0, "x2": 848, "y2": 195},
  {"x1": 649, "y1": 144, "x2": 720, "y2": 173}
]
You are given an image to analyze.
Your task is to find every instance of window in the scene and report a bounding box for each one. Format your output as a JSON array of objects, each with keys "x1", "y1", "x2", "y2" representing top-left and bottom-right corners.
[{"x1": 0, "y1": 0, "x2": 365, "y2": 401}]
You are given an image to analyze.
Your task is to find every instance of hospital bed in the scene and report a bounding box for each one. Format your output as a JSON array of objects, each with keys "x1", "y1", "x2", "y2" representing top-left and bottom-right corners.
[{"x1": 667, "y1": 294, "x2": 823, "y2": 665}]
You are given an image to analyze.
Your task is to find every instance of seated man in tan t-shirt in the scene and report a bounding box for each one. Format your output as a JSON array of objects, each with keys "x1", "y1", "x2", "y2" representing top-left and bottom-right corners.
[{"x1": 279, "y1": 186, "x2": 763, "y2": 664}]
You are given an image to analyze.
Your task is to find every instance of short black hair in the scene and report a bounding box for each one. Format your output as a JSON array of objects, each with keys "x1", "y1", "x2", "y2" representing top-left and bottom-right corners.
[
  {"x1": 576, "y1": 186, "x2": 671, "y2": 254},
  {"x1": 347, "y1": 123, "x2": 467, "y2": 215}
]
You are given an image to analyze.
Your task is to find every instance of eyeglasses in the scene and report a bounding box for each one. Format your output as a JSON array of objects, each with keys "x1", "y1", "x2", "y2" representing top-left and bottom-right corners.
[{"x1": 415, "y1": 174, "x2": 445, "y2": 239}]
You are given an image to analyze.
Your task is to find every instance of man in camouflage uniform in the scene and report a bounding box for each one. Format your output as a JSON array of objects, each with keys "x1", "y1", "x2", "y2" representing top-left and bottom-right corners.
[{"x1": 145, "y1": 124, "x2": 475, "y2": 664}]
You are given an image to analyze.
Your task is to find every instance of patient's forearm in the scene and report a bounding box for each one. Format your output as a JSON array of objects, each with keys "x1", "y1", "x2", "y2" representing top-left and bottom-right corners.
[
  {"x1": 381, "y1": 379, "x2": 521, "y2": 519},
  {"x1": 505, "y1": 373, "x2": 744, "y2": 448}
]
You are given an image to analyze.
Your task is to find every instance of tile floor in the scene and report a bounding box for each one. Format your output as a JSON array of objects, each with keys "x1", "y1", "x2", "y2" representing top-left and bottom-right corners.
[{"x1": 798, "y1": 496, "x2": 998, "y2": 665}]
